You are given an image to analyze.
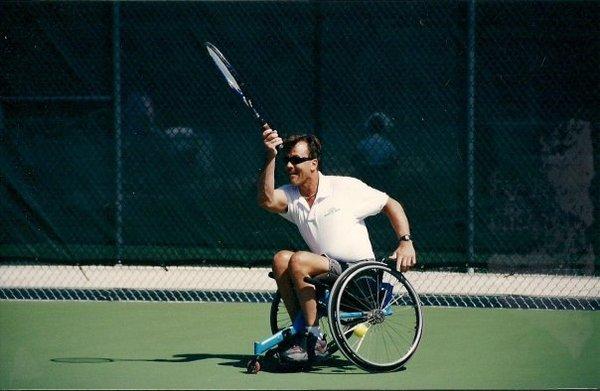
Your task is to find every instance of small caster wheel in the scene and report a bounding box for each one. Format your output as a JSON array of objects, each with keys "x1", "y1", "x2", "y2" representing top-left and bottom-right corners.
[{"x1": 246, "y1": 357, "x2": 261, "y2": 374}]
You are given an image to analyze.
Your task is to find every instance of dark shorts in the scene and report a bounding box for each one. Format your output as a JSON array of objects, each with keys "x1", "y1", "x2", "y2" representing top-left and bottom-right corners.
[{"x1": 323, "y1": 254, "x2": 374, "y2": 279}]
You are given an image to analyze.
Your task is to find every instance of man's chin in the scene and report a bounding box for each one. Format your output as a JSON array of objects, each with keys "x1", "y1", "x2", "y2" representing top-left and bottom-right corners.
[{"x1": 288, "y1": 175, "x2": 299, "y2": 185}]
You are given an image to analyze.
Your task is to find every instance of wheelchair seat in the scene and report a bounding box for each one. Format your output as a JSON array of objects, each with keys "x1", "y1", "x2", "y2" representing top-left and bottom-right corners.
[{"x1": 268, "y1": 271, "x2": 337, "y2": 290}]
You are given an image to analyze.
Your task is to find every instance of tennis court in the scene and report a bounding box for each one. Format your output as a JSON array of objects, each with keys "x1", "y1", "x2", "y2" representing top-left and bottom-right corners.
[{"x1": 1, "y1": 301, "x2": 598, "y2": 389}]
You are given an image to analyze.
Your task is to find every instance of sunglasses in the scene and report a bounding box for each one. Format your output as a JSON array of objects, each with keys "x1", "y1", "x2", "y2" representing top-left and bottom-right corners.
[{"x1": 284, "y1": 156, "x2": 314, "y2": 165}]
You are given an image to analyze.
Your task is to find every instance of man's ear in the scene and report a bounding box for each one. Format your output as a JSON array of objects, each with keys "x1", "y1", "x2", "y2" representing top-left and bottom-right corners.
[{"x1": 311, "y1": 159, "x2": 319, "y2": 172}]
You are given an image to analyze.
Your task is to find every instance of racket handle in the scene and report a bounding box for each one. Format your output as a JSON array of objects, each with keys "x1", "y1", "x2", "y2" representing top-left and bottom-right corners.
[{"x1": 260, "y1": 120, "x2": 283, "y2": 150}]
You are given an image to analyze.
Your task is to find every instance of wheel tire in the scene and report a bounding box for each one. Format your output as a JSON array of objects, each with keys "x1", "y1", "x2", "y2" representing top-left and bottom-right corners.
[
  {"x1": 327, "y1": 261, "x2": 423, "y2": 372},
  {"x1": 246, "y1": 358, "x2": 261, "y2": 374}
]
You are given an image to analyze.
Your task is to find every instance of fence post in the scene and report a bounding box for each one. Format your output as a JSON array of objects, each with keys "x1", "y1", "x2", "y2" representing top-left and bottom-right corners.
[
  {"x1": 466, "y1": 0, "x2": 476, "y2": 268},
  {"x1": 312, "y1": 0, "x2": 323, "y2": 150},
  {"x1": 113, "y1": 2, "x2": 123, "y2": 265}
]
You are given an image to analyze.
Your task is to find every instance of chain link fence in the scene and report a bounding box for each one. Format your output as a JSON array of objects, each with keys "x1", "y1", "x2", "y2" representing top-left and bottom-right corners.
[{"x1": 1, "y1": 1, "x2": 598, "y2": 308}]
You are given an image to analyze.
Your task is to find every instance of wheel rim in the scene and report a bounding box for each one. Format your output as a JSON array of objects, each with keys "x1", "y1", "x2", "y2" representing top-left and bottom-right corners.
[
  {"x1": 329, "y1": 263, "x2": 423, "y2": 370},
  {"x1": 270, "y1": 291, "x2": 292, "y2": 334}
]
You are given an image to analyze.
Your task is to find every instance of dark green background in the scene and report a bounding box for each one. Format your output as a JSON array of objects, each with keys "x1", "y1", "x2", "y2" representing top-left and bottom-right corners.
[{"x1": 1, "y1": 1, "x2": 598, "y2": 271}]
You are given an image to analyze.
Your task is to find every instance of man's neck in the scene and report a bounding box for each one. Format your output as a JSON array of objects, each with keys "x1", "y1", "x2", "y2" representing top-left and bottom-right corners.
[{"x1": 299, "y1": 173, "x2": 319, "y2": 199}]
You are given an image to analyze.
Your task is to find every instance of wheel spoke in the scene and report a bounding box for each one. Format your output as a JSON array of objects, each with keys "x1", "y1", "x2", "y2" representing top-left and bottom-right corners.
[
  {"x1": 340, "y1": 285, "x2": 374, "y2": 312},
  {"x1": 333, "y1": 265, "x2": 422, "y2": 370}
]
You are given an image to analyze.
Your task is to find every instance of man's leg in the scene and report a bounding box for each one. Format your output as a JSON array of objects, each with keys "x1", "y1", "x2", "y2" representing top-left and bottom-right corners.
[
  {"x1": 272, "y1": 250, "x2": 299, "y2": 322},
  {"x1": 287, "y1": 251, "x2": 330, "y2": 327},
  {"x1": 272, "y1": 251, "x2": 331, "y2": 362}
]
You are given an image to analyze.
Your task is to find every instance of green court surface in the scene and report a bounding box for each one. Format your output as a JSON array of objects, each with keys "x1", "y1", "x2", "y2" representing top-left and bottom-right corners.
[{"x1": 0, "y1": 301, "x2": 598, "y2": 389}]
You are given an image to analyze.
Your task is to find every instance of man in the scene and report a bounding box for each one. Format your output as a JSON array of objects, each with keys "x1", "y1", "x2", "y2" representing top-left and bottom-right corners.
[{"x1": 257, "y1": 124, "x2": 416, "y2": 362}]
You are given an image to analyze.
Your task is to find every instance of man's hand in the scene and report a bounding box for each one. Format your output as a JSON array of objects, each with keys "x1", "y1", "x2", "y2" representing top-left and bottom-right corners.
[
  {"x1": 262, "y1": 124, "x2": 283, "y2": 158},
  {"x1": 391, "y1": 240, "x2": 416, "y2": 272}
]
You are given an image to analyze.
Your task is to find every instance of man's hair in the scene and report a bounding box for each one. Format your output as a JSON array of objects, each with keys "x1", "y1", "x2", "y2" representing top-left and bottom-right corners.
[{"x1": 283, "y1": 134, "x2": 322, "y2": 160}]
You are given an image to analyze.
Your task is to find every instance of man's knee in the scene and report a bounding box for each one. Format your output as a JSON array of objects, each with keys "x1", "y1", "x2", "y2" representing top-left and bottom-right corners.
[
  {"x1": 272, "y1": 250, "x2": 293, "y2": 278},
  {"x1": 288, "y1": 251, "x2": 314, "y2": 278}
]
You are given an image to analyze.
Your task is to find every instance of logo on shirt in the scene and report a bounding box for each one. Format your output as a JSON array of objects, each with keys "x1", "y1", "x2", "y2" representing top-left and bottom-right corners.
[{"x1": 323, "y1": 207, "x2": 341, "y2": 218}]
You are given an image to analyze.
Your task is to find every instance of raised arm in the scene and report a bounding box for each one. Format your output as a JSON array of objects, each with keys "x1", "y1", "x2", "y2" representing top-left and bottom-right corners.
[
  {"x1": 382, "y1": 197, "x2": 416, "y2": 272},
  {"x1": 257, "y1": 124, "x2": 288, "y2": 213}
]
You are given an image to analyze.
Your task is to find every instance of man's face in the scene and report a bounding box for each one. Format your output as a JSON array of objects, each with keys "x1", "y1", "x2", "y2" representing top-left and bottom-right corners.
[{"x1": 285, "y1": 141, "x2": 317, "y2": 185}]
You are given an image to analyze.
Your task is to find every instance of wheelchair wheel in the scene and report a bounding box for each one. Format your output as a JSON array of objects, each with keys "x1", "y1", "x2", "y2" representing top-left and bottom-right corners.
[
  {"x1": 269, "y1": 291, "x2": 291, "y2": 334},
  {"x1": 327, "y1": 261, "x2": 423, "y2": 372}
]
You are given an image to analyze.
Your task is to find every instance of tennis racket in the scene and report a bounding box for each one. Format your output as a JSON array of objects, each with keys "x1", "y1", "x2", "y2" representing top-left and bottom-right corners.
[{"x1": 205, "y1": 41, "x2": 268, "y2": 127}]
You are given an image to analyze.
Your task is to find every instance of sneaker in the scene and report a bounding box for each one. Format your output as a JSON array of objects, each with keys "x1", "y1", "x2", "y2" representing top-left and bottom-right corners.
[
  {"x1": 281, "y1": 335, "x2": 308, "y2": 363},
  {"x1": 307, "y1": 333, "x2": 328, "y2": 362}
]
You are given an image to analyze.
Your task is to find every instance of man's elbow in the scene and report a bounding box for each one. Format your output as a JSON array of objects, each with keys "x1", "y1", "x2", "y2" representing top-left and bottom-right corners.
[
  {"x1": 383, "y1": 197, "x2": 403, "y2": 213},
  {"x1": 257, "y1": 196, "x2": 270, "y2": 210},
  {"x1": 260, "y1": 200, "x2": 287, "y2": 214},
  {"x1": 258, "y1": 197, "x2": 277, "y2": 213}
]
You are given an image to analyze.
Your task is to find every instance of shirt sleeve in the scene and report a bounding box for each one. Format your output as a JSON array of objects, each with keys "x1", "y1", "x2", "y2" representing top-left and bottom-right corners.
[
  {"x1": 346, "y1": 177, "x2": 389, "y2": 220},
  {"x1": 277, "y1": 184, "x2": 298, "y2": 223}
]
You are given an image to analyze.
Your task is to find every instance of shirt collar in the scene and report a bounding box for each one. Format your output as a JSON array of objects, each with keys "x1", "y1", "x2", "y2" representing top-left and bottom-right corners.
[
  {"x1": 315, "y1": 172, "x2": 332, "y2": 201},
  {"x1": 297, "y1": 172, "x2": 331, "y2": 211}
]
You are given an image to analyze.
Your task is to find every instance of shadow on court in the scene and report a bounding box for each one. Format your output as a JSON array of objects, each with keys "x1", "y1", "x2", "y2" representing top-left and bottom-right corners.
[{"x1": 50, "y1": 354, "x2": 371, "y2": 374}]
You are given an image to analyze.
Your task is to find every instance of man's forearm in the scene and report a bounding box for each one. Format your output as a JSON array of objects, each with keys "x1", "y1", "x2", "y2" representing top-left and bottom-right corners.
[
  {"x1": 384, "y1": 197, "x2": 416, "y2": 271},
  {"x1": 257, "y1": 156, "x2": 277, "y2": 207},
  {"x1": 383, "y1": 197, "x2": 411, "y2": 239}
]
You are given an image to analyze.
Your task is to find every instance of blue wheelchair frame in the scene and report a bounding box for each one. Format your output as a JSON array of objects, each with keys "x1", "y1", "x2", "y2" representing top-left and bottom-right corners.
[{"x1": 253, "y1": 279, "x2": 394, "y2": 356}]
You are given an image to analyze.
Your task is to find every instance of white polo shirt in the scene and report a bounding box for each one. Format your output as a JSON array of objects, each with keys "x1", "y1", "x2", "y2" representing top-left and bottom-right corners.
[{"x1": 278, "y1": 172, "x2": 389, "y2": 262}]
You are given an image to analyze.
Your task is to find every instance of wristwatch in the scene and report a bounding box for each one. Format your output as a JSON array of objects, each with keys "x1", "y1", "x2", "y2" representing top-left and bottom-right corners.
[{"x1": 399, "y1": 234, "x2": 412, "y2": 242}]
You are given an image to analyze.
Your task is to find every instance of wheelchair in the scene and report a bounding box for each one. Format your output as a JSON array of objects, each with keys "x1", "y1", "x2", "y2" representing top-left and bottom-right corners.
[{"x1": 246, "y1": 258, "x2": 423, "y2": 373}]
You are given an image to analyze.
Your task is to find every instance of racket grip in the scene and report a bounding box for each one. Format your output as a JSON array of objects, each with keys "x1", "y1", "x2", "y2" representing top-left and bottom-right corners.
[{"x1": 261, "y1": 120, "x2": 283, "y2": 150}]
